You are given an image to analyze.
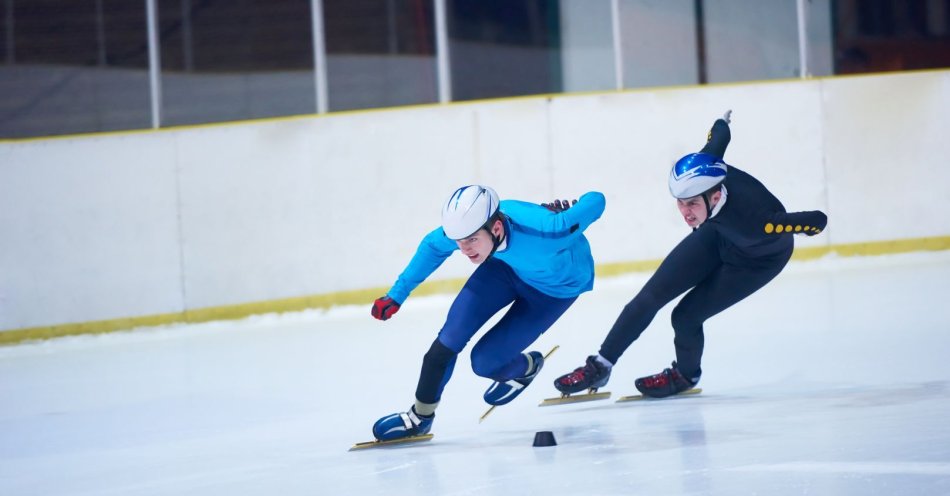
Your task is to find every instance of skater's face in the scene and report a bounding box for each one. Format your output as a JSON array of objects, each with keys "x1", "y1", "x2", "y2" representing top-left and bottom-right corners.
[
  {"x1": 676, "y1": 191, "x2": 722, "y2": 228},
  {"x1": 455, "y1": 220, "x2": 504, "y2": 264}
]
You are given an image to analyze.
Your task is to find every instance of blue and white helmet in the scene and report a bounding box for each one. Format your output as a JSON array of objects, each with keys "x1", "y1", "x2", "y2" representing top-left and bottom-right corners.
[
  {"x1": 668, "y1": 152, "x2": 728, "y2": 199},
  {"x1": 441, "y1": 185, "x2": 500, "y2": 239}
]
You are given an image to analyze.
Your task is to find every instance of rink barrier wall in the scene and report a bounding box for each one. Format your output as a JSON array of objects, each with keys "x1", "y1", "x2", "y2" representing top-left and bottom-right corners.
[
  {"x1": 1, "y1": 234, "x2": 947, "y2": 346},
  {"x1": 2, "y1": 69, "x2": 948, "y2": 343}
]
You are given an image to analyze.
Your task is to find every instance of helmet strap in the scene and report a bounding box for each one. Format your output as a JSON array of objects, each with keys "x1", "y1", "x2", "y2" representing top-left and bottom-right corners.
[
  {"x1": 701, "y1": 193, "x2": 712, "y2": 219},
  {"x1": 701, "y1": 184, "x2": 724, "y2": 220},
  {"x1": 485, "y1": 218, "x2": 506, "y2": 258}
]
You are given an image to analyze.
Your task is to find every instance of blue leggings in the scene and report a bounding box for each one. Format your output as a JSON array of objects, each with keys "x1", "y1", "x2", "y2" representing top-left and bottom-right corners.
[{"x1": 414, "y1": 258, "x2": 577, "y2": 404}]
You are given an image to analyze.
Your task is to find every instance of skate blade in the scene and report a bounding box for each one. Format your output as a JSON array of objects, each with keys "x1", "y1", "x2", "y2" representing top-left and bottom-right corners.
[
  {"x1": 349, "y1": 433, "x2": 434, "y2": 451},
  {"x1": 616, "y1": 387, "x2": 703, "y2": 403},
  {"x1": 539, "y1": 391, "x2": 612, "y2": 406},
  {"x1": 478, "y1": 345, "x2": 560, "y2": 423}
]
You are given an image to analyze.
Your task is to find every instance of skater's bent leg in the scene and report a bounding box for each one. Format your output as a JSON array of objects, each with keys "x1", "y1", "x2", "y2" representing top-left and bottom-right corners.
[
  {"x1": 412, "y1": 259, "x2": 519, "y2": 411},
  {"x1": 470, "y1": 292, "x2": 576, "y2": 381},
  {"x1": 598, "y1": 228, "x2": 722, "y2": 364},
  {"x1": 671, "y1": 259, "x2": 789, "y2": 380}
]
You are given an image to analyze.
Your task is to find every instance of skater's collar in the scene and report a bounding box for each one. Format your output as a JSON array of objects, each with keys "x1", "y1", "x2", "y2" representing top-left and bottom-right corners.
[{"x1": 709, "y1": 185, "x2": 728, "y2": 219}]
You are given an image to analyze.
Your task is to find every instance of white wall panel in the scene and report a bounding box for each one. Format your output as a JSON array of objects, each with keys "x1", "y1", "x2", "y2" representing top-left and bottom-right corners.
[
  {"x1": 2, "y1": 70, "x2": 947, "y2": 332},
  {"x1": 174, "y1": 120, "x2": 324, "y2": 309},
  {"x1": 0, "y1": 134, "x2": 183, "y2": 328},
  {"x1": 470, "y1": 99, "x2": 553, "y2": 200},
  {"x1": 312, "y1": 105, "x2": 480, "y2": 294},
  {"x1": 821, "y1": 72, "x2": 950, "y2": 245}
]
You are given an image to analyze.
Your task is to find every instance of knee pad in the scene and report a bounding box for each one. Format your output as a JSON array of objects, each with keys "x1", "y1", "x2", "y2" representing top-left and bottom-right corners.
[
  {"x1": 423, "y1": 338, "x2": 457, "y2": 368},
  {"x1": 416, "y1": 338, "x2": 459, "y2": 405}
]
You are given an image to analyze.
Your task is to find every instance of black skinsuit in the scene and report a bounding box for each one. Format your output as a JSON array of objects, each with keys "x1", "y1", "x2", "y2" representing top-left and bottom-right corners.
[{"x1": 597, "y1": 118, "x2": 827, "y2": 381}]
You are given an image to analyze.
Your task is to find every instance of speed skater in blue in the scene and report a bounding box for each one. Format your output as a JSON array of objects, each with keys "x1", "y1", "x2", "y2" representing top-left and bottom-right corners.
[
  {"x1": 362, "y1": 185, "x2": 606, "y2": 447},
  {"x1": 552, "y1": 110, "x2": 828, "y2": 404}
]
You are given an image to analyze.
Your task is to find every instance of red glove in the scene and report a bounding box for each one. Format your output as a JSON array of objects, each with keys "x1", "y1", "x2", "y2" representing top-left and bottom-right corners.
[
  {"x1": 371, "y1": 296, "x2": 401, "y2": 321},
  {"x1": 541, "y1": 198, "x2": 577, "y2": 213}
]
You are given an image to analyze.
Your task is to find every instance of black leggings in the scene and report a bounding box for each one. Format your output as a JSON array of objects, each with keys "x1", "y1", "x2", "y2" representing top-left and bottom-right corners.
[{"x1": 598, "y1": 227, "x2": 791, "y2": 379}]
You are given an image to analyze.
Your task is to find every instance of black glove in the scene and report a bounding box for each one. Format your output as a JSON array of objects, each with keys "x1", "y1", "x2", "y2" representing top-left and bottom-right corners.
[
  {"x1": 541, "y1": 198, "x2": 577, "y2": 213},
  {"x1": 798, "y1": 211, "x2": 827, "y2": 236},
  {"x1": 371, "y1": 296, "x2": 401, "y2": 321}
]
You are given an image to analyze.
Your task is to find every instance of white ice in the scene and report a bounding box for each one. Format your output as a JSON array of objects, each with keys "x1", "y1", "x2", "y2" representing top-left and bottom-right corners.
[{"x1": 2, "y1": 251, "x2": 950, "y2": 496}]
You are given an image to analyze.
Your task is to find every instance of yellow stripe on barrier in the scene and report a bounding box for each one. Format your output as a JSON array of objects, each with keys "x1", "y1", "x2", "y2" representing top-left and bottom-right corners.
[
  {"x1": 0, "y1": 279, "x2": 467, "y2": 346},
  {"x1": 2, "y1": 235, "x2": 948, "y2": 346}
]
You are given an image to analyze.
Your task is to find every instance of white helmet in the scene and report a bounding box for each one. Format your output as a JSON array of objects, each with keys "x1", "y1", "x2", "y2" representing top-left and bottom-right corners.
[
  {"x1": 441, "y1": 185, "x2": 500, "y2": 239},
  {"x1": 668, "y1": 152, "x2": 728, "y2": 199}
]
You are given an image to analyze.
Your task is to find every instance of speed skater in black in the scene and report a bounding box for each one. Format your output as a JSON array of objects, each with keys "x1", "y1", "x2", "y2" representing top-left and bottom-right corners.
[{"x1": 555, "y1": 110, "x2": 828, "y2": 398}]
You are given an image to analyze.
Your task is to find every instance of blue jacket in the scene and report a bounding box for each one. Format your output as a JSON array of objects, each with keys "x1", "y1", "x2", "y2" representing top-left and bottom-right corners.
[{"x1": 387, "y1": 191, "x2": 606, "y2": 303}]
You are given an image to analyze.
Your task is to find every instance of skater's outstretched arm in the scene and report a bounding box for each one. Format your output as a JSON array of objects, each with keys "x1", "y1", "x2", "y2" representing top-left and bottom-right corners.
[
  {"x1": 375, "y1": 228, "x2": 457, "y2": 316},
  {"x1": 504, "y1": 191, "x2": 605, "y2": 252},
  {"x1": 762, "y1": 210, "x2": 828, "y2": 236}
]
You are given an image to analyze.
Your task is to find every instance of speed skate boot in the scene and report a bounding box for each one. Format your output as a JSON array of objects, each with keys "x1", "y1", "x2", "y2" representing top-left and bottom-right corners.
[
  {"x1": 372, "y1": 405, "x2": 434, "y2": 441},
  {"x1": 483, "y1": 351, "x2": 544, "y2": 406},
  {"x1": 554, "y1": 355, "x2": 611, "y2": 394},
  {"x1": 635, "y1": 361, "x2": 698, "y2": 398}
]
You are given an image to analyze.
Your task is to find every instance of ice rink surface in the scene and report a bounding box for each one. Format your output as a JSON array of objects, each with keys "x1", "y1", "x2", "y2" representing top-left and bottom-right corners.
[{"x1": 2, "y1": 251, "x2": 950, "y2": 496}]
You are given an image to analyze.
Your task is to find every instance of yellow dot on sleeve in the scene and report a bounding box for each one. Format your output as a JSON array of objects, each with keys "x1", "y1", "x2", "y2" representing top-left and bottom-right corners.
[
  {"x1": 785, "y1": 225, "x2": 792, "y2": 232},
  {"x1": 776, "y1": 224, "x2": 785, "y2": 233},
  {"x1": 765, "y1": 223, "x2": 774, "y2": 233},
  {"x1": 794, "y1": 225, "x2": 802, "y2": 232},
  {"x1": 804, "y1": 226, "x2": 811, "y2": 230}
]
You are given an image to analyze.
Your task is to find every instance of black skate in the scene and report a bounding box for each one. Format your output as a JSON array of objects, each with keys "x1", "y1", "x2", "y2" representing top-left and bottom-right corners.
[
  {"x1": 554, "y1": 355, "x2": 611, "y2": 394},
  {"x1": 634, "y1": 361, "x2": 697, "y2": 398}
]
